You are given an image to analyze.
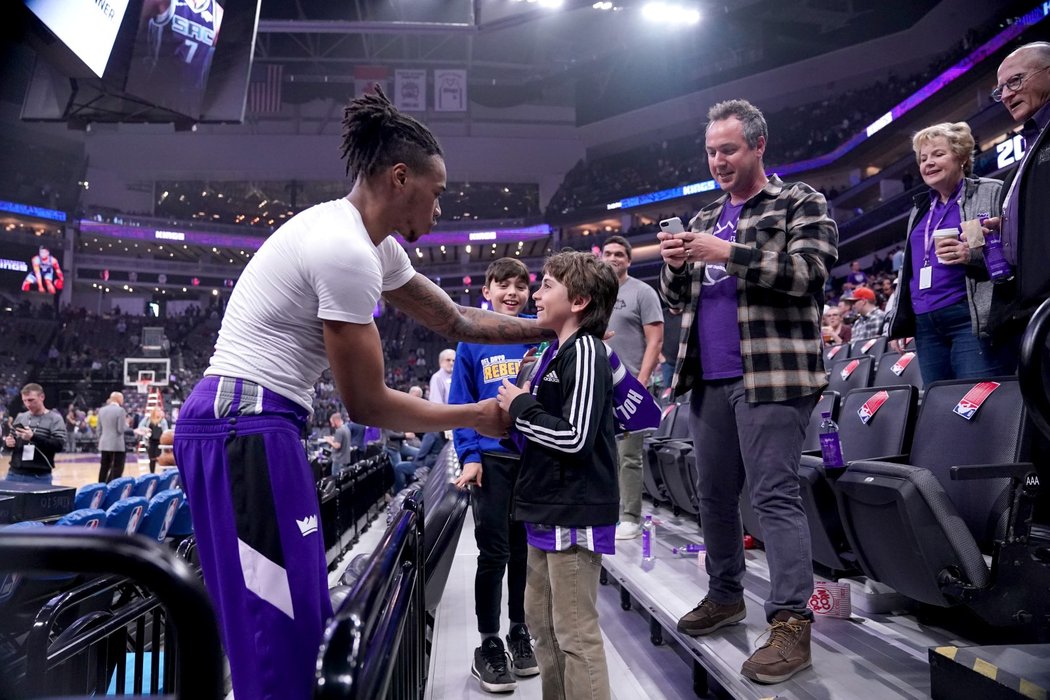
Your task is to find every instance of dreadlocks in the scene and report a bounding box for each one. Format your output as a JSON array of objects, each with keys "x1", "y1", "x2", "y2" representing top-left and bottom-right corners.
[{"x1": 339, "y1": 86, "x2": 444, "y2": 182}]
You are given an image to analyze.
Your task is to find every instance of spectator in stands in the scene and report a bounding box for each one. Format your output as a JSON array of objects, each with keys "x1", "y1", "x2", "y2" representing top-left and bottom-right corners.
[
  {"x1": 658, "y1": 99, "x2": 837, "y2": 684},
  {"x1": 660, "y1": 306, "x2": 683, "y2": 393},
  {"x1": 846, "y1": 261, "x2": 868, "y2": 287},
  {"x1": 86, "y1": 408, "x2": 98, "y2": 436},
  {"x1": 97, "y1": 392, "x2": 127, "y2": 483},
  {"x1": 137, "y1": 407, "x2": 168, "y2": 473},
  {"x1": 887, "y1": 121, "x2": 1008, "y2": 382},
  {"x1": 415, "y1": 348, "x2": 456, "y2": 465},
  {"x1": 324, "y1": 412, "x2": 354, "y2": 474},
  {"x1": 172, "y1": 87, "x2": 550, "y2": 700},
  {"x1": 821, "y1": 307, "x2": 851, "y2": 346},
  {"x1": 450, "y1": 258, "x2": 538, "y2": 692},
  {"x1": 2, "y1": 383, "x2": 66, "y2": 484},
  {"x1": 842, "y1": 287, "x2": 885, "y2": 340},
  {"x1": 601, "y1": 236, "x2": 663, "y2": 540},
  {"x1": 986, "y1": 42, "x2": 1050, "y2": 360},
  {"x1": 496, "y1": 250, "x2": 619, "y2": 700}
]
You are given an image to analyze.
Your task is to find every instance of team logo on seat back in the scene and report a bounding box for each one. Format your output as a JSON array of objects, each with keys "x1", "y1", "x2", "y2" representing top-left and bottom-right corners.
[
  {"x1": 91, "y1": 491, "x2": 104, "y2": 509},
  {"x1": 127, "y1": 506, "x2": 144, "y2": 534},
  {"x1": 953, "y1": 381, "x2": 1000, "y2": 421}
]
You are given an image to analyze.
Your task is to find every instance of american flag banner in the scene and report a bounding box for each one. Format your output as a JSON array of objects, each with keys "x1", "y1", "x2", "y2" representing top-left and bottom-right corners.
[{"x1": 248, "y1": 64, "x2": 283, "y2": 114}]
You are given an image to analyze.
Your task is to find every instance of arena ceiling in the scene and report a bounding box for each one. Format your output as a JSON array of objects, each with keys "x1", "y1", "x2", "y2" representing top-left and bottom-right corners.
[{"x1": 254, "y1": 0, "x2": 944, "y2": 122}]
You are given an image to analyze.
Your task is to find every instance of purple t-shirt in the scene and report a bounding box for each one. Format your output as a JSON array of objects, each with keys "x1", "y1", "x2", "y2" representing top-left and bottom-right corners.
[
  {"x1": 697, "y1": 201, "x2": 744, "y2": 380},
  {"x1": 908, "y1": 187, "x2": 967, "y2": 315}
]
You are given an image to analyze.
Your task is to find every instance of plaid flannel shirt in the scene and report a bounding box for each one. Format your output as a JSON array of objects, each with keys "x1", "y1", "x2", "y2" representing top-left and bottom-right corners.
[{"x1": 659, "y1": 175, "x2": 838, "y2": 404}]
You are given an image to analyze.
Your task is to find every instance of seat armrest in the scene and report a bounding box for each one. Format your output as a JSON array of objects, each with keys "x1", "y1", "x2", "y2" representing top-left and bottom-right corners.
[
  {"x1": 949, "y1": 462, "x2": 1035, "y2": 481},
  {"x1": 801, "y1": 449, "x2": 821, "y2": 457}
]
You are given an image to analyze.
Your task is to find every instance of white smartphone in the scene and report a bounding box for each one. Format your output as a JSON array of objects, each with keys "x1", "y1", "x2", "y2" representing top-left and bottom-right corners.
[{"x1": 659, "y1": 217, "x2": 685, "y2": 235}]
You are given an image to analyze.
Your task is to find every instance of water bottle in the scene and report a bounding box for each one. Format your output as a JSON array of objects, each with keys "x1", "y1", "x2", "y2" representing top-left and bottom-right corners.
[
  {"x1": 641, "y1": 515, "x2": 656, "y2": 563},
  {"x1": 819, "y1": 411, "x2": 845, "y2": 470},
  {"x1": 982, "y1": 230, "x2": 1014, "y2": 283},
  {"x1": 671, "y1": 543, "x2": 705, "y2": 557}
]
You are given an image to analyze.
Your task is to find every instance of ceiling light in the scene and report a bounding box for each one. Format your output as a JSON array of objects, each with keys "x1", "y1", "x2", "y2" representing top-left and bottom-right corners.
[{"x1": 641, "y1": 2, "x2": 700, "y2": 24}]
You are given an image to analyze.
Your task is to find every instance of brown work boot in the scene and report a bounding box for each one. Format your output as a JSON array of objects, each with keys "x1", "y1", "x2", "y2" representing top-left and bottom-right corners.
[
  {"x1": 676, "y1": 596, "x2": 746, "y2": 636},
  {"x1": 740, "y1": 610, "x2": 812, "y2": 684}
]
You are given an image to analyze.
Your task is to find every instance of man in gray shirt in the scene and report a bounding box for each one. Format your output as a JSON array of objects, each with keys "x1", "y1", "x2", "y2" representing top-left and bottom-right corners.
[
  {"x1": 97, "y1": 391, "x2": 128, "y2": 483},
  {"x1": 3, "y1": 383, "x2": 66, "y2": 485},
  {"x1": 325, "y1": 412, "x2": 355, "y2": 474},
  {"x1": 602, "y1": 236, "x2": 664, "y2": 539}
]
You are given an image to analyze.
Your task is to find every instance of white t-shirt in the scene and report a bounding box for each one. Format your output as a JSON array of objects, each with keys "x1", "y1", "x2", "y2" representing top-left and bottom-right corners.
[{"x1": 207, "y1": 198, "x2": 416, "y2": 410}]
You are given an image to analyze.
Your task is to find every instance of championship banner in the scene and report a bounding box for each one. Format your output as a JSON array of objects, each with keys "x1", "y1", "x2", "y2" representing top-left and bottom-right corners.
[
  {"x1": 394, "y1": 70, "x2": 427, "y2": 112},
  {"x1": 434, "y1": 69, "x2": 467, "y2": 112}
]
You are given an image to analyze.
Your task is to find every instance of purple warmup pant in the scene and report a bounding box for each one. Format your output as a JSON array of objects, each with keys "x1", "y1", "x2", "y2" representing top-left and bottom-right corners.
[{"x1": 174, "y1": 376, "x2": 332, "y2": 700}]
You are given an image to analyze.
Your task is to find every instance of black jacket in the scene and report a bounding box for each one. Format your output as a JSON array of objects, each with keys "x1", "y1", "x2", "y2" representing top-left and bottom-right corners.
[
  {"x1": 509, "y1": 331, "x2": 619, "y2": 528},
  {"x1": 990, "y1": 114, "x2": 1050, "y2": 333}
]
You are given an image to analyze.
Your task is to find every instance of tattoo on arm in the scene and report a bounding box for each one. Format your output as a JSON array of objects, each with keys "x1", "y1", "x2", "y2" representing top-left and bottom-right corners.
[{"x1": 384, "y1": 273, "x2": 554, "y2": 344}]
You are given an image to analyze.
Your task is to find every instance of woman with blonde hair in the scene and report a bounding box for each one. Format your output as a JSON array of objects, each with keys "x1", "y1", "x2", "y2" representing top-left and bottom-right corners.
[
  {"x1": 137, "y1": 406, "x2": 169, "y2": 473},
  {"x1": 887, "y1": 121, "x2": 1014, "y2": 382}
]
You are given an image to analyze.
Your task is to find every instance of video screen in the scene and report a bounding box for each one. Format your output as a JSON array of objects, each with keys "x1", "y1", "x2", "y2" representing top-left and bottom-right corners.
[
  {"x1": 124, "y1": 0, "x2": 225, "y2": 118},
  {"x1": 0, "y1": 243, "x2": 64, "y2": 295},
  {"x1": 24, "y1": 0, "x2": 132, "y2": 78}
]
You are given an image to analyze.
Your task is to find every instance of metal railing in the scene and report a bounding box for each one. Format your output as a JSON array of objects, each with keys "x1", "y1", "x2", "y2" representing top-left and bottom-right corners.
[
  {"x1": 0, "y1": 529, "x2": 223, "y2": 699},
  {"x1": 315, "y1": 496, "x2": 426, "y2": 700}
]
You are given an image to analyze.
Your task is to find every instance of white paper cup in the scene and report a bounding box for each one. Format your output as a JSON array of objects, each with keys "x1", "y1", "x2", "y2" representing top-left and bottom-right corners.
[{"x1": 933, "y1": 228, "x2": 960, "y2": 264}]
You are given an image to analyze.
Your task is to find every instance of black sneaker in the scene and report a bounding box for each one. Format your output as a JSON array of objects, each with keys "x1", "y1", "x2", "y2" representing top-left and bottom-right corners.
[
  {"x1": 472, "y1": 637, "x2": 517, "y2": 693},
  {"x1": 506, "y1": 625, "x2": 539, "y2": 677}
]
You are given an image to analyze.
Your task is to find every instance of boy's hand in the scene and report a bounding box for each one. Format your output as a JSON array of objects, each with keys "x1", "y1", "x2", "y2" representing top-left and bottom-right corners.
[
  {"x1": 498, "y1": 378, "x2": 530, "y2": 412},
  {"x1": 454, "y1": 461, "x2": 483, "y2": 490}
]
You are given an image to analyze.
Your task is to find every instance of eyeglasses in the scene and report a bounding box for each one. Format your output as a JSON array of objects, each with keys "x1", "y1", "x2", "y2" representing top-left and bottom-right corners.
[{"x1": 991, "y1": 66, "x2": 1050, "y2": 102}]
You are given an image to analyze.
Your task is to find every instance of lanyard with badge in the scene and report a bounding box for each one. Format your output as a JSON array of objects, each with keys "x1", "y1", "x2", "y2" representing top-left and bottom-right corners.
[{"x1": 919, "y1": 189, "x2": 961, "y2": 290}]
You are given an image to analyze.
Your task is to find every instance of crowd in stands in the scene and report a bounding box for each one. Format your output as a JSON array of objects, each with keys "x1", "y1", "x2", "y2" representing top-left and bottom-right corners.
[
  {"x1": 151, "y1": 179, "x2": 541, "y2": 229},
  {"x1": 546, "y1": 29, "x2": 991, "y2": 217}
]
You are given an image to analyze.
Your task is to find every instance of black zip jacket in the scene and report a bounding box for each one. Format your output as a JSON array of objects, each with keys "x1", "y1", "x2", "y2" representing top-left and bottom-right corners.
[{"x1": 509, "y1": 331, "x2": 619, "y2": 528}]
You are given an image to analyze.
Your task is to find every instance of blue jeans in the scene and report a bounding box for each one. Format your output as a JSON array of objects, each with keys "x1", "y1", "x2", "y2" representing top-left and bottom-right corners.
[
  {"x1": 688, "y1": 378, "x2": 817, "y2": 621},
  {"x1": 5, "y1": 471, "x2": 53, "y2": 485},
  {"x1": 915, "y1": 301, "x2": 1011, "y2": 384}
]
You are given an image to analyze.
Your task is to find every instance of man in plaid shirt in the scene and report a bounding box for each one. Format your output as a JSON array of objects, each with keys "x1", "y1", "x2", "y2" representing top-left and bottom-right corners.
[{"x1": 658, "y1": 99, "x2": 838, "y2": 684}]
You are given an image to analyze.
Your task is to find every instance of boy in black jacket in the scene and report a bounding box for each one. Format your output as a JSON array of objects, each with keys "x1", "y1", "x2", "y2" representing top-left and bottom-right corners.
[{"x1": 497, "y1": 250, "x2": 619, "y2": 700}]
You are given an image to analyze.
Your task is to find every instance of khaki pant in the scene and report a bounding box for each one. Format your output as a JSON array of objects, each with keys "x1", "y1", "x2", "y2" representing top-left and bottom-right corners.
[
  {"x1": 525, "y1": 545, "x2": 610, "y2": 700},
  {"x1": 617, "y1": 431, "x2": 645, "y2": 523}
]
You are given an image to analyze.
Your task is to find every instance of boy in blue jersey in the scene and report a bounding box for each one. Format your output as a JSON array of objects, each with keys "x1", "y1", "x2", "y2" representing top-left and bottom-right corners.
[
  {"x1": 497, "y1": 251, "x2": 620, "y2": 700},
  {"x1": 451, "y1": 258, "x2": 539, "y2": 693}
]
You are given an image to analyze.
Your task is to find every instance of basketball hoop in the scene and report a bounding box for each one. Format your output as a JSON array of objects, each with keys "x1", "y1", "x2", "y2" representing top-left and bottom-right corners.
[{"x1": 136, "y1": 380, "x2": 151, "y2": 395}]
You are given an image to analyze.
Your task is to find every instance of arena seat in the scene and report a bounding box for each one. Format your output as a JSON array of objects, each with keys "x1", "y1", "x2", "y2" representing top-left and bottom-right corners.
[
  {"x1": 828, "y1": 355, "x2": 874, "y2": 395},
  {"x1": 834, "y1": 378, "x2": 1030, "y2": 609},
  {"x1": 655, "y1": 439, "x2": 699, "y2": 520},
  {"x1": 133, "y1": 473, "x2": 162, "y2": 500},
  {"x1": 138, "y1": 490, "x2": 185, "y2": 542},
  {"x1": 158, "y1": 468, "x2": 180, "y2": 491},
  {"x1": 873, "y1": 351, "x2": 924, "y2": 392},
  {"x1": 851, "y1": 336, "x2": 888, "y2": 364},
  {"x1": 103, "y1": 497, "x2": 149, "y2": 535},
  {"x1": 55, "y1": 508, "x2": 107, "y2": 529},
  {"x1": 101, "y1": 478, "x2": 135, "y2": 509},
  {"x1": 167, "y1": 499, "x2": 194, "y2": 537},
  {"x1": 642, "y1": 404, "x2": 688, "y2": 505},
  {"x1": 74, "y1": 483, "x2": 107, "y2": 511},
  {"x1": 823, "y1": 342, "x2": 850, "y2": 369},
  {"x1": 799, "y1": 385, "x2": 918, "y2": 572},
  {"x1": 802, "y1": 391, "x2": 841, "y2": 453}
]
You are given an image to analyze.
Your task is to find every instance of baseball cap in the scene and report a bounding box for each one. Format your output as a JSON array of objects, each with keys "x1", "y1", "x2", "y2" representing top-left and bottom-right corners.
[{"x1": 842, "y1": 287, "x2": 876, "y2": 303}]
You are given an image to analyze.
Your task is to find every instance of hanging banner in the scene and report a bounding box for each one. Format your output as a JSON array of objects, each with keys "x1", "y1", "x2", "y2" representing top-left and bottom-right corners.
[
  {"x1": 434, "y1": 69, "x2": 467, "y2": 112},
  {"x1": 394, "y1": 69, "x2": 427, "y2": 112}
]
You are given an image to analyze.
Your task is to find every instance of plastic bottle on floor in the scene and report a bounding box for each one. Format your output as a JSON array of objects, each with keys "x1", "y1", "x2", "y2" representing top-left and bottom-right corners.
[{"x1": 641, "y1": 515, "x2": 656, "y2": 564}]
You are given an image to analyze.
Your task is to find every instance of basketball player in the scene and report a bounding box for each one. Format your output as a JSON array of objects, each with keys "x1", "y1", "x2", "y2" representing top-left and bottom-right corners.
[
  {"x1": 135, "y1": 0, "x2": 223, "y2": 115},
  {"x1": 21, "y1": 247, "x2": 63, "y2": 294},
  {"x1": 173, "y1": 87, "x2": 554, "y2": 700}
]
